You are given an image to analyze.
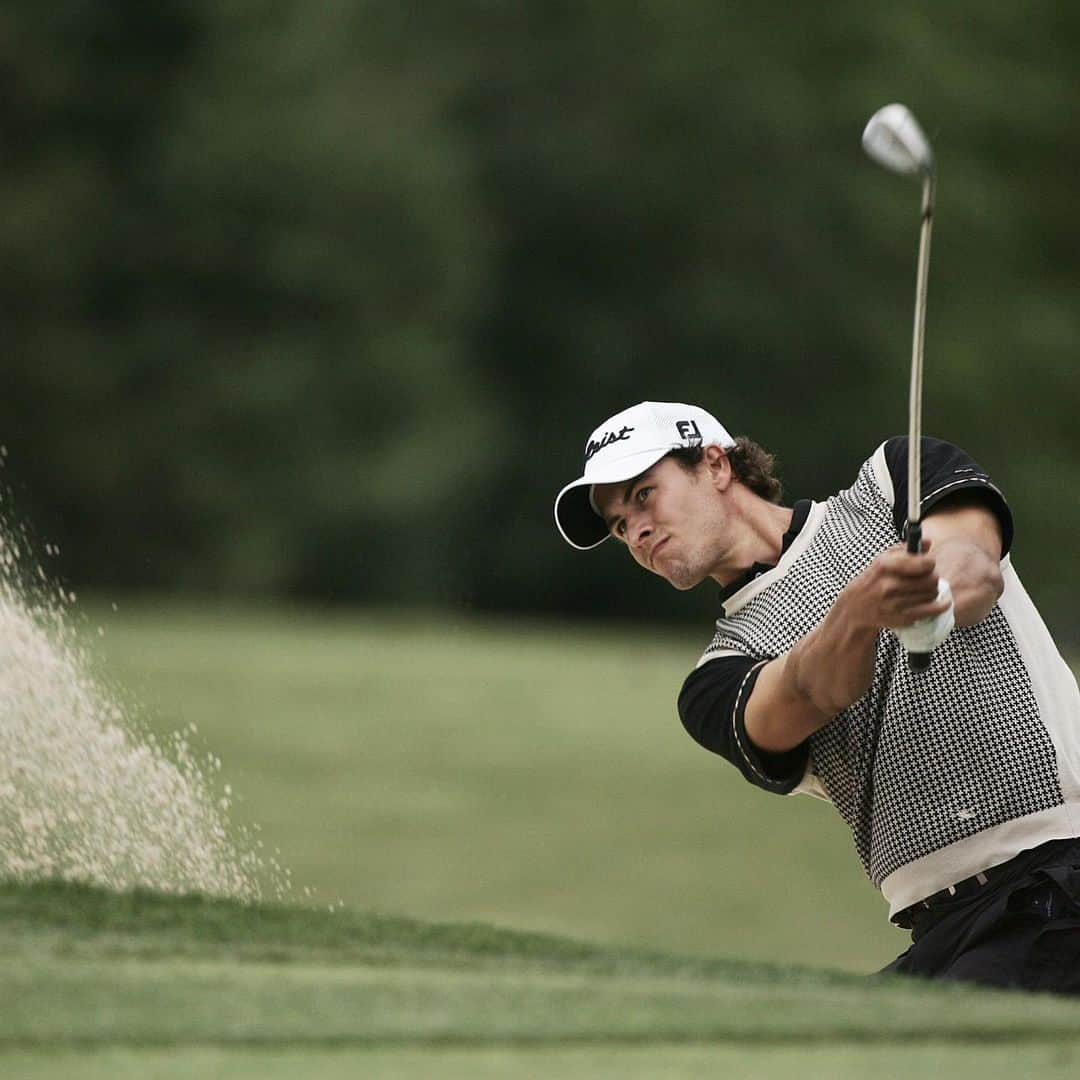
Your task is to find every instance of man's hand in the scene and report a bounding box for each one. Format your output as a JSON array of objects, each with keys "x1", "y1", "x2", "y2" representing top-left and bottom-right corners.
[
  {"x1": 895, "y1": 577, "x2": 955, "y2": 652},
  {"x1": 844, "y1": 541, "x2": 952, "y2": 633}
]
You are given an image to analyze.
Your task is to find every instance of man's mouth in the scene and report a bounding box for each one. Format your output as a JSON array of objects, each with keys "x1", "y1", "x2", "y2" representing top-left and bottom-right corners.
[{"x1": 649, "y1": 538, "x2": 669, "y2": 567}]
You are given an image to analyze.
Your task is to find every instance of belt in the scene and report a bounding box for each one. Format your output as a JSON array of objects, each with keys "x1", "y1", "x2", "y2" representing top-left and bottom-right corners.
[
  {"x1": 893, "y1": 866, "x2": 1001, "y2": 929},
  {"x1": 917, "y1": 868, "x2": 996, "y2": 910},
  {"x1": 893, "y1": 838, "x2": 1080, "y2": 929}
]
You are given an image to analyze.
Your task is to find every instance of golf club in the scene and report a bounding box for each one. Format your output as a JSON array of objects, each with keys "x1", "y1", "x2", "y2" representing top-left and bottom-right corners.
[{"x1": 862, "y1": 103, "x2": 936, "y2": 672}]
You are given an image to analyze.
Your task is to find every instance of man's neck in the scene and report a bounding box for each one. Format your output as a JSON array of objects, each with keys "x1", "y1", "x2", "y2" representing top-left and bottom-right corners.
[{"x1": 710, "y1": 497, "x2": 795, "y2": 588}]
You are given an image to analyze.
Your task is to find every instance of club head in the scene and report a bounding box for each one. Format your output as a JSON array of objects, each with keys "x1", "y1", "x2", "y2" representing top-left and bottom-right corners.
[{"x1": 862, "y1": 104, "x2": 934, "y2": 179}]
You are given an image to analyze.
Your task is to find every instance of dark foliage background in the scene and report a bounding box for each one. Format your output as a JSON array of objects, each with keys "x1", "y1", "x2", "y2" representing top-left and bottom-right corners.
[{"x1": 1, "y1": 2, "x2": 1077, "y2": 634}]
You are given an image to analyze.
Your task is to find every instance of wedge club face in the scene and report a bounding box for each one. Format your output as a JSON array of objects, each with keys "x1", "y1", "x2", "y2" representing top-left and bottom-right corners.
[{"x1": 862, "y1": 103, "x2": 934, "y2": 179}]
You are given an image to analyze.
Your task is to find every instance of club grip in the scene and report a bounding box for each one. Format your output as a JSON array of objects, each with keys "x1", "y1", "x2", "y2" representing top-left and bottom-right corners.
[
  {"x1": 908, "y1": 650, "x2": 932, "y2": 672},
  {"x1": 905, "y1": 521, "x2": 932, "y2": 673}
]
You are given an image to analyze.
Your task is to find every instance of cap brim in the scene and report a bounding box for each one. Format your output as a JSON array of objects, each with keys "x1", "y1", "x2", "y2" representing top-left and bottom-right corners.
[
  {"x1": 554, "y1": 481, "x2": 608, "y2": 550},
  {"x1": 554, "y1": 446, "x2": 670, "y2": 550}
]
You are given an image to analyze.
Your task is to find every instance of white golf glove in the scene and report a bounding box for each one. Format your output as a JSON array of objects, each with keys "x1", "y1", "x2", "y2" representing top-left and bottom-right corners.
[{"x1": 895, "y1": 578, "x2": 954, "y2": 653}]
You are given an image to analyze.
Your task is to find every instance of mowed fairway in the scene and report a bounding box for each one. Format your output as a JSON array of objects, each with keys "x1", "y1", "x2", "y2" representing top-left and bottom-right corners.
[
  {"x1": 81, "y1": 601, "x2": 896, "y2": 972},
  {"x1": 3, "y1": 882, "x2": 1080, "y2": 1079},
  {"x1": 4, "y1": 601, "x2": 1078, "y2": 1076}
]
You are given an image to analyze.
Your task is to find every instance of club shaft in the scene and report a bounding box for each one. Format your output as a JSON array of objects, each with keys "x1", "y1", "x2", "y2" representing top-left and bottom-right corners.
[{"x1": 907, "y1": 173, "x2": 935, "y2": 535}]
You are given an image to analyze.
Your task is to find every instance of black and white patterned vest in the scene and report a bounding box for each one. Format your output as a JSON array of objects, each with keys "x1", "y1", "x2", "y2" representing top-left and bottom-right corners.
[{"x1": 700, "y1": 444, "x2": 1080, "y2": 915}]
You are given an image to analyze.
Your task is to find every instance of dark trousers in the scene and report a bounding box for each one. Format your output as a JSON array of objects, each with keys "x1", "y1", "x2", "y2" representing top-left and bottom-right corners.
[{"x1": 882, "y1": 838, "x2": 1080, "y2": 994}]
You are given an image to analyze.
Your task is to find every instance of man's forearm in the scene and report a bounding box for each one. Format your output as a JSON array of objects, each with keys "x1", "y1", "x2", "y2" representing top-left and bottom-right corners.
[
  {"x1": 928, "y1": 537, "x2": 1003, "y2": 626},
  {"x1": 921, "y1": 502, "x2": 1005, "y2": 627},
  {"x1": 785, "y1": 589, "x2": 880, "y2": 721},
  {"x1": 748, "y1": 590, "x2": 880, "y2": 753}
]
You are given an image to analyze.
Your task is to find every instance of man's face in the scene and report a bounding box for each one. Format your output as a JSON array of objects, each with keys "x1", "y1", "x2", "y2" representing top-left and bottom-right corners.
[{"x1": 592, "y1": 454, "x2": 729, "y2": 590}]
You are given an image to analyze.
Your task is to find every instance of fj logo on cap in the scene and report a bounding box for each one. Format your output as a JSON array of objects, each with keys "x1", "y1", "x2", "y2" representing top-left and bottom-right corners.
[
  {"x1": 676, "y1": 419, "x2": 702, "y2": 446},
  {"x1": 584, "y1": 425, "x2": 634, "y2": 462}
]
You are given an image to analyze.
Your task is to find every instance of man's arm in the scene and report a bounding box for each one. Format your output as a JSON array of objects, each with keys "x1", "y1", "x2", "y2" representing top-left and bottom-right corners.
[
  {"x1": 743, "y1": 501, "x2": 1005, "y2": 754},
  {"x1": 919, "y1": 497, "x2": 1004, "y2": 626}
]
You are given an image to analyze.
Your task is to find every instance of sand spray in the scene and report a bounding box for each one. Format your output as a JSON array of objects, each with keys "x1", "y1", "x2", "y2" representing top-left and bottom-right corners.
[{"x1": 0, "y1": 495, "x2": 289, "y2": 902}]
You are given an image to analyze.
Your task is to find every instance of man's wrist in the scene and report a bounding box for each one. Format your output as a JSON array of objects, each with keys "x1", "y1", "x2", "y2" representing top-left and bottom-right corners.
[{"x1": 830, "y1": 580, "x2": 883, "y2": 638}]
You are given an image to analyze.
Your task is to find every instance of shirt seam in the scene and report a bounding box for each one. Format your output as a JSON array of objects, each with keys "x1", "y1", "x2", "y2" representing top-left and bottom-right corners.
[
  {"x1": 921, "y1": 475, "x2": 1001, "y2": 505},
  {"x1": 902, "y1": 476, "x2": 1007, "y2": 538}
]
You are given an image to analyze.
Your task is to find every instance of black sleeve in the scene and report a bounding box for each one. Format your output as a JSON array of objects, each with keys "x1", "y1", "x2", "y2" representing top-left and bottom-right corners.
[
  {"x1": 677, "y1": 656, "x2": 809, "y2": 795},
  {"x1": 883, "y1": 436, "x2": 1013, "y2": 556}
]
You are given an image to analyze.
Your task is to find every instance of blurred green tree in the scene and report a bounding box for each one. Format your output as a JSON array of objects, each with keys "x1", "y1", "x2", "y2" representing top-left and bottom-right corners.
[{"x1": 0, "y1": 1, "x2": 1077, "y2": 633}]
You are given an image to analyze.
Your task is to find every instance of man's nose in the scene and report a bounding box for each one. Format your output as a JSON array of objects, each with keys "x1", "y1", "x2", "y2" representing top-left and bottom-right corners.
[{"x1": 628, "y1": 515, "x2": 653, "y2": 549}]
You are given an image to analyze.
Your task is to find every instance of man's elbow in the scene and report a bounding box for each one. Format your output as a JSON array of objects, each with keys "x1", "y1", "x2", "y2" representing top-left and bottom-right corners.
[
  {"x1": 963, "y1": 574, "x2": 1002, "y2": 626},
  {"x1": 746, "y1": 656, "x2": 838, "y2": 752},
  {"x1": 955, "y1": 561, "x2": 1004, "y2": 627},
  {"x1": 677, "y1": 684, "x2": 720, "y2": 753},
  {"x1": 677, "y1": 700, "x2": 704, "y2": 748}
]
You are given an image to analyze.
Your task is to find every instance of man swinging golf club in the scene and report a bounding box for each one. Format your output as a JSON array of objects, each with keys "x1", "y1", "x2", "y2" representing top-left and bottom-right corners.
[{"x1": 552, "y1": 107, "x2": 1080, "y2": 993}]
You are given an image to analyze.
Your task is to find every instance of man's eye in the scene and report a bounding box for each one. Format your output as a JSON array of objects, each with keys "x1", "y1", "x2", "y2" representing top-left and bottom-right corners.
[
  {"x1": 615, "y1": 520, "x2": 627, "y2": 537},
  {"x1": 636, "y1": 487, "x2": 652, "y2": 504}
]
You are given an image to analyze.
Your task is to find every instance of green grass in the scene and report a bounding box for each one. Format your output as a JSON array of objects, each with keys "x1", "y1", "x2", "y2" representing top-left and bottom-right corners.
[
  {"x1": 5, "y1": 601, "x2": 1080, "y2": 1076},
  {"x1": 77, "y1": 600, "x2": 900, "y2": 973},
  {"x1": 3, "y1": 881, "x2": 1080, "y2": 1078}
]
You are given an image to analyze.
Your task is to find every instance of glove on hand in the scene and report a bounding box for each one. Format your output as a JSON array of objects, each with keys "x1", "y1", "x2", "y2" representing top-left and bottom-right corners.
[{"x1": 895, "y1": 578, "x2": 954, "y2": 654}]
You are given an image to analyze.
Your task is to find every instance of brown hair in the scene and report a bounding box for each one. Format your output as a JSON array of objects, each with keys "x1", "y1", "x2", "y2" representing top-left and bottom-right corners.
[{"x1": 668, "y1": 437, "x2": 783, "y2": 503}]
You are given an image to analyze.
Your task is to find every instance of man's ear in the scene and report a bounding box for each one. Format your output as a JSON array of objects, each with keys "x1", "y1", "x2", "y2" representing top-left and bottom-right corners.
[{"x1": 702, "y1": 444, "x2": 734, "y2": 491}]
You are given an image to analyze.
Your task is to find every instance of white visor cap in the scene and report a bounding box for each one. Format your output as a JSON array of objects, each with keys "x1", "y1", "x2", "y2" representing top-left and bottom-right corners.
[{"x1": 553, "y1": 401, "x2": 736, "y2": 550}]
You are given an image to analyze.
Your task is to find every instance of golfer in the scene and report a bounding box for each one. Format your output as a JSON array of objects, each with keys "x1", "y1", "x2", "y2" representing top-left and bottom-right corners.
[{"x1": 555, "y1": 400, "x2": 1080, "y2": 992}]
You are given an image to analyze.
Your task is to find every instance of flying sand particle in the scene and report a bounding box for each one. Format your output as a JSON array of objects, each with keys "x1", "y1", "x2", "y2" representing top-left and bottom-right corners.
[{"x1": 0, "y1": 517, "x2": 290, "y2": 902}]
